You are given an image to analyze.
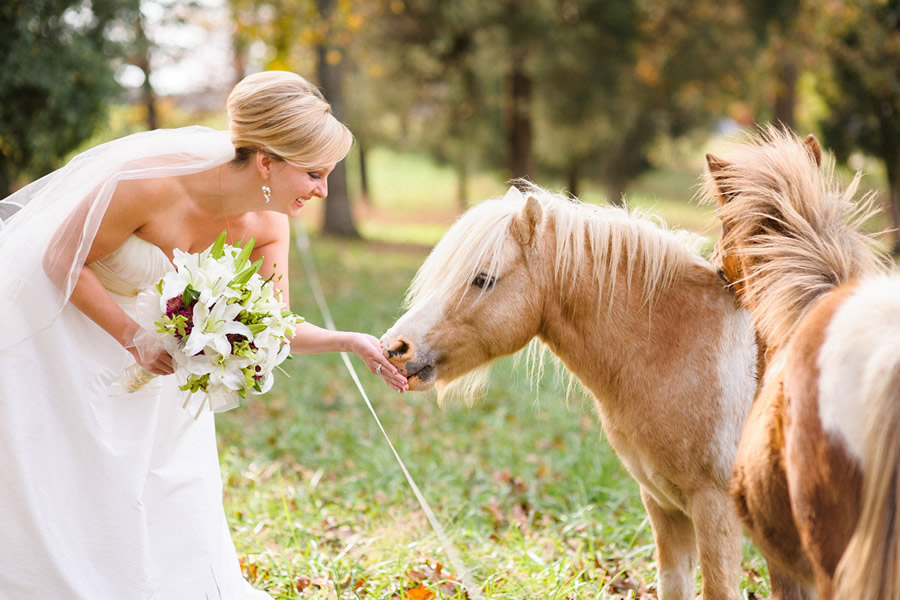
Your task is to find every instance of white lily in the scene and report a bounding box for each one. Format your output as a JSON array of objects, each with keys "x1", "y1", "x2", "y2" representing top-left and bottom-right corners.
[{"x1": 183, "y1": 300, "x2": 251, "y2": 357}]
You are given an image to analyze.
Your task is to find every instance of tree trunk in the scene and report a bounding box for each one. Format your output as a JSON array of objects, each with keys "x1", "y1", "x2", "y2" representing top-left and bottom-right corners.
[
  {"x1": 567, "y1": 163, "x2": 579, "y2": 198},
  {"x1": 232, "y1": 34, "x2": 248, "y2": 85},
  {"x1": 772, "y1": 35, "x2": 797, "y2": 131},
  {"x1": 315, "y1": 0, "x2": 358, "y2": 238},
  {"x1": 505, "y1": 51, "x2": 533, "y2": 180},
  {"x1": 358, "y1": 142, "x2": 370, "y2": 206},
  {"x1": 886, "y1": 156, "x2": 900, "y2": 255},
  {"x1": 142, "y1": 76, "x2": 158, "y2": 131},
  {"x1": 605, "y1": 181, "x2": 625, "y2": 207},
  {"x1": 0, "y1": 159, "x2": 11, "y2": 197},
  {"x1": 135, "y1": 12, "x2": 158, "y2": 130}
]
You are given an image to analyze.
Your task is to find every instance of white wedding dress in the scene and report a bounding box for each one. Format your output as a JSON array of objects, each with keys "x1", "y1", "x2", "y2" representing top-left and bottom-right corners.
[{"x1": 0, "y1": 234, "x2": 271, "y2": 599}]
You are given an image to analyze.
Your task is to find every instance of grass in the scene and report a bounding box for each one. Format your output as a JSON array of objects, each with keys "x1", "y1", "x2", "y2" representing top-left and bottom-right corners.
[{"x1": 215, "y1": 147, "x2": 774, "y2": 598}]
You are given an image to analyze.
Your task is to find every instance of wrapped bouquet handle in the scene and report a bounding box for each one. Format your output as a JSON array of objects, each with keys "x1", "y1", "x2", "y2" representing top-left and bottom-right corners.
[{"x1": 123, "y1": 363, "x2": 157, "y2": 391}]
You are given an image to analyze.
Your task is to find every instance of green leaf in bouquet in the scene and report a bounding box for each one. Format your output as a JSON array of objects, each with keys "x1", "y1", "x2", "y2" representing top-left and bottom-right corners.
[
  {"x1": 156, "y1": 314, "x2": 190, "y2": 338},
  {"x1": 209, "y1": 231, "x2": 228, "y2": 259},
  {"x1": 229, "y1": 257, "x2": 264, "y2": 287},
  {"x1": 247, "y1": 322, "x2": 268, "y2": 336},
  {"x1": 179, "y1": 373, "x2": 210, "y2": 394},
  {"x1": 182, "y1": 284, "x2": 201, "y2": 306},
  {"x1": 232, "y1": 339, "x2": 258, "y2": 360},
  {"x1": 233, "y1": 237, "x2": 256, "y2": 272}
]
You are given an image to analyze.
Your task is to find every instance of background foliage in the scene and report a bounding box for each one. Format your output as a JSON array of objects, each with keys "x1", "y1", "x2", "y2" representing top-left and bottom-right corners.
[{"x1": 1, "y1": 0, "x2": 896, "y2": 243}]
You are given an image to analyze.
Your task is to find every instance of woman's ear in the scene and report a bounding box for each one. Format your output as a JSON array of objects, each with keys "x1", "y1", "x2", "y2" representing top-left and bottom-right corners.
[{"x1": 255, "y1": 150, "x2": 272, "y2": 180}]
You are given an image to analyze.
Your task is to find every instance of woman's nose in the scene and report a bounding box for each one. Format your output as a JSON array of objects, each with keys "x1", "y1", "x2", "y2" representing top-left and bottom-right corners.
[{"x1": 317, "y1": 178, "x2": 328, "y2": 199}]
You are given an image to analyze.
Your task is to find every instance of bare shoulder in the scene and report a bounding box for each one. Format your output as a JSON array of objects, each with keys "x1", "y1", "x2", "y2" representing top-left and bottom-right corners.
[
  {"x1": 87, "y1": 177, "x2": 183, "y2": 262},
  {"x1": 242, "y1": 211, "x2": 291, "y2": 247},
  {"x1": 112, "y1": 177, "x2": 181, "y2": 222}
]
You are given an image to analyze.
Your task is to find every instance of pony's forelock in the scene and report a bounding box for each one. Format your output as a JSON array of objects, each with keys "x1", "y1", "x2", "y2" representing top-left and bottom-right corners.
[{"x1": 404, "y1": 199, "x2": 518, "y2": 310}]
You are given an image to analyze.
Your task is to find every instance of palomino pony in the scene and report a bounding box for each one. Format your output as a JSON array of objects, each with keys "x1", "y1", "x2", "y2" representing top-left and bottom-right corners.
[
  {"x1": 703, "y1": 128, "x2": 899, "y2": 600},
  {"x1": 382, "y1": 183, "x2": 757, "y2": 599}
]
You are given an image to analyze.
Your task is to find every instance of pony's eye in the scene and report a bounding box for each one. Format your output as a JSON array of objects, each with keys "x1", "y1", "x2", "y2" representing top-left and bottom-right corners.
[{"x1": 472, "y1": 272, "x2": 496, "y2": 290}]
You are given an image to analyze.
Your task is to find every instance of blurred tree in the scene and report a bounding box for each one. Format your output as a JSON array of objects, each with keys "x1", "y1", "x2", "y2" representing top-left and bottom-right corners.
[
  {"x1": 741, "y1": 0, "x2": 812, "y2": 129},
  {"x1": 371, "y1": 0, "x2": 762, "y2": 205},
  {"x1": 531, "y1": 0, "x2": 639, "y2": 198},
  {"x1": 817, "y1": 0, "x2": 900, "y2": 253},
  {"x1": 132, "y1": 7, "x2": 159, "y2": 130},
  {"x1": 315, "y1": 0, "x2": 357, "y2": 237},
  {"x1": 536, "y1": 0, "x2": 759, "y2": 204},
  {"x1": 0, "y1": 0, "x2": 138, "y2": 194},
  {"x1": 127, "y1": 0, "x2": 210, "y2": 131},
  {"x1": 361, "y1": 0, "x2": 505, "y2": 208},
  {"x1": 228, "y1": 0, "x2": 359, "y2": 237}
]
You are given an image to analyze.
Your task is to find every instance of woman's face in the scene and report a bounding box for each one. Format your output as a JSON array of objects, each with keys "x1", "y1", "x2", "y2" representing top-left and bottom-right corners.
[{"x1": 268, "y1": 160, "x2": 334, "y2": 217}]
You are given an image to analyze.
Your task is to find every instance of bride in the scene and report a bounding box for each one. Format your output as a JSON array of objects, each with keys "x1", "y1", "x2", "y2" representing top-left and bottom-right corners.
[{"x1": 0, "y1": 71, "x2": 407, "y2": 599}]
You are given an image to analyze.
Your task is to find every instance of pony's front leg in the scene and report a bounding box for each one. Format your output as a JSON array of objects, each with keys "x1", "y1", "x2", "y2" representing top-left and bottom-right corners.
[
  {"x1": 730, "y1": 381, "x2": 815, "y2": 593},
  {"x1": 689, "y1": 486, "x2": 742, "y2": 600},
  {"x1": 641, "y1": 487, "x2": 697, "y2": 600}
]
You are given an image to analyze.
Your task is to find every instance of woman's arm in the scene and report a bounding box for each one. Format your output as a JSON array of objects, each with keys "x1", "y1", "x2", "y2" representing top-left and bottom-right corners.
[
  {"x1": 289, "y1": 322, "x2": 407, "y2": 392},
  {"x1": 252, "y1": 214, "x2": 408, "y2": 392},
  {"x1": 68, "y1": 265, "x2": 173, "y2": 374},
  {"x1": 46, "y1": 178, "x2": 172, "y2": 373}
]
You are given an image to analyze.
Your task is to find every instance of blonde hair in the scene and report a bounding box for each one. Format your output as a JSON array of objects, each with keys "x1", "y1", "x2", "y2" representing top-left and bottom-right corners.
[{"x1": 226, "y1": 71, "x2": 353, "y2": 170}]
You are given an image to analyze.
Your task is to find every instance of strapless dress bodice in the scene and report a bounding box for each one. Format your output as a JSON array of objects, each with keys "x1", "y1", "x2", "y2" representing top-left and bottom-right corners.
[{"x1": 88, "y1": 235, "x2": 172, "y2": 297}]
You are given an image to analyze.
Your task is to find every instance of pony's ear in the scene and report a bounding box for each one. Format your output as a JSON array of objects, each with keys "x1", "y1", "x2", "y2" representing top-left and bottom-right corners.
[
  {"x1": 511, "y1": 195, "x2": 543, "y2": 248},
  {"x1": 803, "y1": 134, "x2": 822, "y2": 167},
  {"x1": 706, "y1": 153, "x2": 736, "y2": 207}
]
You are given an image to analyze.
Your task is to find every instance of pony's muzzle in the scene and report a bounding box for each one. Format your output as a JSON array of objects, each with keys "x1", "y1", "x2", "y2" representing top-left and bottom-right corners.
[
  {"x1": 381, "y1": 335, "x2": 437, "y2": 390},
  {"x1": 386, "y1": 339, "x2": 410, "y2": 360}
]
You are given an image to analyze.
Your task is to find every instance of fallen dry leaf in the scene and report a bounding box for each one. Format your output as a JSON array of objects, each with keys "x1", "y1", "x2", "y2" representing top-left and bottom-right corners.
[{"x1": 404, "y1": 584, "x2": 435, "y2": 600}]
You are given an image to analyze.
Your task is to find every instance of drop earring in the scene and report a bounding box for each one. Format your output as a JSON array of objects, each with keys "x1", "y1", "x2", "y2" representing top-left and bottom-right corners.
[{"x1": 261, "y1": 184, "x2": 272, "y2": 203}]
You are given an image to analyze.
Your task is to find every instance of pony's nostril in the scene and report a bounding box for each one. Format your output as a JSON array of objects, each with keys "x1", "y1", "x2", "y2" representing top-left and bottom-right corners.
[{"x1": 388, "y1": 340, "x2": 410, "y2": 359}]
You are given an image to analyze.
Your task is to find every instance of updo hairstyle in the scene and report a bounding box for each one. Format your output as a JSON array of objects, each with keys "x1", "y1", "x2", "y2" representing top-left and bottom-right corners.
[{"x1": 227, "y1": 71, "x2": 353, "y2": 170}]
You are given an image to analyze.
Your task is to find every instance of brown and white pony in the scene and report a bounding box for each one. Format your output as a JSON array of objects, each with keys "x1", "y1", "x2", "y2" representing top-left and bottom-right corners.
[
  {"x1": 382, "y1": 183, "x2": 757, "y2": 599},
  {"x1": 703, "y1": 127, "x2": 899, "y2": 600}
]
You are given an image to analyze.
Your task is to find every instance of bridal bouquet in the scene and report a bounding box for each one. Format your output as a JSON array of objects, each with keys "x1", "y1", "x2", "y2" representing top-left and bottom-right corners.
[{"x1": 130, "y1": 231, "x2": 302, "y2": 417}]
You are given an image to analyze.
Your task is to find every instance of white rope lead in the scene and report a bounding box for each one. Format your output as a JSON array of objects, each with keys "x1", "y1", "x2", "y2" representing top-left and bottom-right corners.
[{"x1": 293, "y1": 223, "x2": 484, "y2": 600}]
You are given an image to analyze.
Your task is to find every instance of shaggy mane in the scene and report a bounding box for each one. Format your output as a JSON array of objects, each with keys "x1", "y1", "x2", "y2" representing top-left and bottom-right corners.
[
  {"x1": 407, "y1": 182, "x2": 706, "y2": 311},
  {"x1": 701, "y1": 126, "x2": 890, "y2": 353},
  {"x1": 405, "y1": 182, "x2": 708, "y2": 403}
]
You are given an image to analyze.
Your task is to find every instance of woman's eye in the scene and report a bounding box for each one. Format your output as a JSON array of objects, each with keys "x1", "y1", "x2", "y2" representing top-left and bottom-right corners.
[
  {"x1": 472, "y1": 272, "x2": 496, "y2": 289},
  {"x1": 309, "y1": 172, "x2": 321, "y2": 180}
]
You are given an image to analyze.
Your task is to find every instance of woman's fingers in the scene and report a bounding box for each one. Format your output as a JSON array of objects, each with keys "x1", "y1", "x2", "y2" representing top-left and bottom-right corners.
[{"x1": 357, "y1": 336, "x2": 408, "y2": 392}]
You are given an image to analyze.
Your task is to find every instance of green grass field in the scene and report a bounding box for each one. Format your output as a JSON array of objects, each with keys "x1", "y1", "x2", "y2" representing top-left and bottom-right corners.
[{"x1": 215, "y1": 149, "x2": 776, "y2": 599}]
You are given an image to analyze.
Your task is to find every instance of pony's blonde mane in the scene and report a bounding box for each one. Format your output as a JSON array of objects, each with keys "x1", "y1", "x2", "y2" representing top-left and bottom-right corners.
[
  {"x1": 407, "y1": 182, "x2": 706, "y2": 311},
  {"x1": 407, "y1": 182, "x2": 707, "y2": 403},
  {"x1": 702, "y1": 126, "x2": 890, "y2": 352}
]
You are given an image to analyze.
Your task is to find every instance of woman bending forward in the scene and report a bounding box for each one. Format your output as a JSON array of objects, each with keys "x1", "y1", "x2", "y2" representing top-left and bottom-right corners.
[{"x1": 0, "y1": 70, "x2": 407, "y2": 599}]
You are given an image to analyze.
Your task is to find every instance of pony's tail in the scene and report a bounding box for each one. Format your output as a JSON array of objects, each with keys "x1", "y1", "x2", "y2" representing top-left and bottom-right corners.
[{"x1": 833, "y1": 354, "x2": 900, "y2": 600}]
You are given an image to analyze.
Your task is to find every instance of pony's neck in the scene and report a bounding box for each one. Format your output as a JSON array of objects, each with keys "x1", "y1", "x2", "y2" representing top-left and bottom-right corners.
[{"x1": 534, "y1": 225, "x2": 726, "y2": 403}]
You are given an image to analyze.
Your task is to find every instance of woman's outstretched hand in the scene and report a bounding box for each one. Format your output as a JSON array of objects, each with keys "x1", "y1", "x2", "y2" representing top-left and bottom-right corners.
[{"x1": 349, "y1": 332, "x2": 408, "y2": 392}]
